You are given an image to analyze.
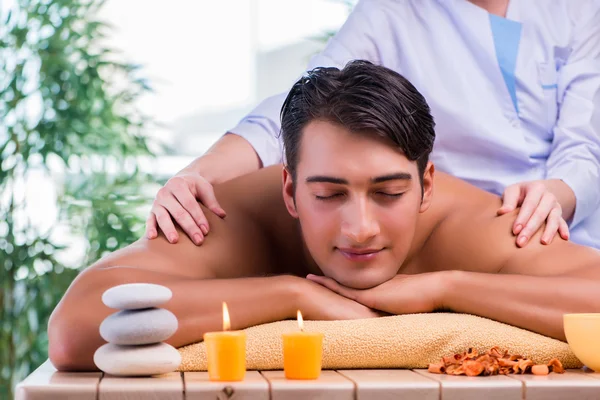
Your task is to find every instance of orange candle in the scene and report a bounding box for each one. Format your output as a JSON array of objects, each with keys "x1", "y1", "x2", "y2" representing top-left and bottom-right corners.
[
  {"x1": 204, "y1": 302, "x2": 246, "y2": 381},
  {"x1": 282, "y1": 310, "x2": 324, "y2": 380}
]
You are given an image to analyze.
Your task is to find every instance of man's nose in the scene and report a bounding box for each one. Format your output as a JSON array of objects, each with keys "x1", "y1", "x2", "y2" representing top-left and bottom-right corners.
[{"x1": 340, "y1": 198, "x2": 380, "y2": 243}]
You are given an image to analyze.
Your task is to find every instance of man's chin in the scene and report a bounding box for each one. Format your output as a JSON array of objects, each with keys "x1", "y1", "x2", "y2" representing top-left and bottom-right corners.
[{"x1": 333, "y1": 270, "x2": 394, "y2": 290}]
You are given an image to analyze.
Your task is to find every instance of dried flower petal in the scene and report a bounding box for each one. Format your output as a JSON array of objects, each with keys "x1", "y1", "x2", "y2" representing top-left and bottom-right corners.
[
  {"x1": 489, "y1": 346, "x2": 503, "y2": 359},
  {"x1": 532, "y1": 365, "x2": 550, "y2": 376},
  {"x1": 433, "y1": 347, "x2": 563, "y2": 377},
  {"x1": 464, "y1": 360, "x2": 485, "y2": 376},
  {"x1": 485, "y1": 363, "x2": 499, "y2": 375},
  {"x1": 448, "y1": 365, "x2": 466, "y2": 375},
  {"x1": 428, "y1": 363, "x2": 446, "y2": 374},
  {"x1": 498, "y1": 359, "x2": 518, "y2": 368},
  {"x1": 466, "y1": 348, "x2": 478, "y2": 358},
  {"x1": 517, "y1": 359, "x2": 534, "y2": 374},
  {"x1": 443, "y1": 356, "x2": 459, "y2": 365},
  {"x1": 548, "y1": 358, "x2": 565, "y2": 374}
]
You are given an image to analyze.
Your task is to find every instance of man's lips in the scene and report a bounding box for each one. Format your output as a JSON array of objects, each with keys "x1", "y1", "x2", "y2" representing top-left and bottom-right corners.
[{"x1": 336, "y1": 247, "x2": 383, "y2": 261}]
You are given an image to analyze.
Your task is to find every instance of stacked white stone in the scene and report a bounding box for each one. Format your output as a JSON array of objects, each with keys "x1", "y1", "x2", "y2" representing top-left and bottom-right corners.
[{"x1": 93, "y1": 283, "x2": 181, "y2": 376}]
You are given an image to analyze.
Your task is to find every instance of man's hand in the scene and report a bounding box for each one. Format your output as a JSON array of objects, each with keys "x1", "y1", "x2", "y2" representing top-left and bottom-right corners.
[
  {"x1": 296, "y1": 277, "x2": 385, "y2": 321},
  {"x1": 305, "y1": 273, "x2": 445, "y2": 316},
  {"x1": 497, "y1": 179, "x2": 573, "y2": 247},
  {"x1": 146, "y1": 170, "x2": 226, "y2": 245}
]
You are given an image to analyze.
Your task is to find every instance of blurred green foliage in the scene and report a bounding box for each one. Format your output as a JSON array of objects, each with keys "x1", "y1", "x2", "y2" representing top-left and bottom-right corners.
[{"x1": 0, "y1": 0, "x2": 159, "y2": 397}]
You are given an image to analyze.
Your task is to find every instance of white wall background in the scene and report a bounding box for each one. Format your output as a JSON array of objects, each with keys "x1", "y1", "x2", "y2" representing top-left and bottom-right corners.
[{"x1": 99, "y1": 0, "x2": 353, "y2": 174}]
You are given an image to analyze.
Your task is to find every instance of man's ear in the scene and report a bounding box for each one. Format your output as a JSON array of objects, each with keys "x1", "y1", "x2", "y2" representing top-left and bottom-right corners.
[
  {"x1": 282, "y1": 167, "x2": 299, "y2": 218},
  {"x1": 419, "y1": 161, "x2": 435, "y2": 213}
]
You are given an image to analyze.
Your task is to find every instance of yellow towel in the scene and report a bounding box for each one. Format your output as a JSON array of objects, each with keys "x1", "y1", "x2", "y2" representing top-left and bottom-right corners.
[{"x1": 177, "y1": 313, "x2": 582, "y2": 371}]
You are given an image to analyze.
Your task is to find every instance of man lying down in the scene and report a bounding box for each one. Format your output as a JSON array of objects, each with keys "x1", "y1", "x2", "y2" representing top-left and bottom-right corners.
[{"x1": 49, "y1": 60, "x2": 600, "y2": 371}]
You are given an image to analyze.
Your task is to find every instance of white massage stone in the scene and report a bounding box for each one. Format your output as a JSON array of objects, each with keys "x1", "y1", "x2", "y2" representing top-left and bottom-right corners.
[
  {"x1": 94, "y1": 342, "x2": 181, "y2": 376},
  {"x1": 102, "y1": 283, "x2": 172, "y2": 310},
  {"x1": 100, "y1": 308, "x2": 178, "y2": 345}
]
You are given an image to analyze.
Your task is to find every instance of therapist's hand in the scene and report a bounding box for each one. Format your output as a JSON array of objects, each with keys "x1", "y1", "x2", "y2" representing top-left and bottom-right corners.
[
  {"x1": 497, "y1": 179, "x2": 572, "y2": 247},
  {"x1": 146, "y1": 170, "x2": 226, "y2": 245}
]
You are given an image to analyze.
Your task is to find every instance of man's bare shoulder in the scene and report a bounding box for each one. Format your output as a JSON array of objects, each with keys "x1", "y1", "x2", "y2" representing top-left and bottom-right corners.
[
  {"x1": 411, "y1": 172, "x2": 510, "y2": 274},
  {"x1": 414, "y1": 172, "x2": 600, "y2": 277},
  {"x1": 212, "y1": 165, "x2": 308, "y2": 276},
  {"x1": 431, "y1": 171, "x2": 502, "y2": 211}
]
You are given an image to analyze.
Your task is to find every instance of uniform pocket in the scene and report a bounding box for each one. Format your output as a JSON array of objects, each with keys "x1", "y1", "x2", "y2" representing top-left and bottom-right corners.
[{"x1": 537, "y1": 62, "x2": 558, "y2": 128}]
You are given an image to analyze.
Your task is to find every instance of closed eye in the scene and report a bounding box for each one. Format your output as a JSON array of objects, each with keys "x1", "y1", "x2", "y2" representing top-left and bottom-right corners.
[
  {"x1": 377, "y1": 192, "x2": 404, "y2": 198},
  {"x1": 315, "y1": 193, "x2": 344, "y2": 201}
]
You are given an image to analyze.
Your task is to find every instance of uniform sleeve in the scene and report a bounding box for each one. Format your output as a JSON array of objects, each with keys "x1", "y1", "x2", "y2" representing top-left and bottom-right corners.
[
  {"x1": 227, "y1": 0, "x2": 385, "y2": 167},
  {"x1": 545, "y1": 2, "x2": 600, "y2": 227}
]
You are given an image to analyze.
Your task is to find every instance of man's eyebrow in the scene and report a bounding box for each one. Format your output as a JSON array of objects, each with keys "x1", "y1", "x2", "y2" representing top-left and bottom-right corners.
[
  {"x1": 371, "y1": 172, "x2": 412, "y2": 184},
  {"x1": 305, "y1": 172, "x2": 412, "y2": 185},
  {"x1": 306, "y1": 176, "x2": 348, "y2": 184}
]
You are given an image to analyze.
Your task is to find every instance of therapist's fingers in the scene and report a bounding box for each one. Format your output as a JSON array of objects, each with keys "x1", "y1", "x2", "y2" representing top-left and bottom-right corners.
[
  {"x1": 558, "y1": 218, "x2": 570, "y2": 241},
  {"x1": 152, "y1": 205, "x2": 179, "y2": 244},
  {"x1": 172, "y1": 187, "x2": 210, "y2": 235},
  {"x1": 498, "y1": 184, "x2": 523, "y2": 215},
  {"x1": 512, "y1": 183, "x2": 545, "y2": 235},
  {"x1": 161, "y1": 195, "x2": 205, "y2": 245},
  {"x1": 145, "y1": 213, "x2": 158, "y2": 239},
  {"x1": 195, "y1": 179, "x2": 227, "y2": 220},
  {"x1": 516, "y1": 193, "x2": 558, "y2": 247},
  {"x1": 540, "y1": 208, "x2": 563, "y2": 245}
]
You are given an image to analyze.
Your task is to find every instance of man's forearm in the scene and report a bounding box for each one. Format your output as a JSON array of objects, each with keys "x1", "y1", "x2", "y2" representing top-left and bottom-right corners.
[
  {"x1": 48, "y1": 267, "x2": 298, "y2": 371},
  {"x1": 183, "y1": 133, "x2": 262, "y2": 184},
  {"x1": 441, "y1": 270, "x2": 600, "y2": 341}
]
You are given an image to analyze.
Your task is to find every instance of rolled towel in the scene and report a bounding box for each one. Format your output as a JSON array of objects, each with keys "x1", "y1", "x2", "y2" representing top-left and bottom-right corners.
[{"x1": 177, "y1": 313, "x2": 582, "y2": 371}]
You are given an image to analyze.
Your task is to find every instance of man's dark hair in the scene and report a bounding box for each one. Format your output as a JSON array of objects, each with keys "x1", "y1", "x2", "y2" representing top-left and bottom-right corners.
[{"x1": 280, "y1": 60, "x2": 436, "y2": 188}]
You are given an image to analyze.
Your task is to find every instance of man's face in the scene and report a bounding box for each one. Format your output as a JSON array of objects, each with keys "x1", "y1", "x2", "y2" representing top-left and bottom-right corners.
[{"x1": 283, "y1": 120, "x2": 434, "y2": 289}]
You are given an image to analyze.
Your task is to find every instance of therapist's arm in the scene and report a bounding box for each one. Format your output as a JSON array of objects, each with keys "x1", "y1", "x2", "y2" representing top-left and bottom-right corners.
[
  {"x1": 181, "y1": 133, "x2": 262, "y2": 185},
  {"x1": 545, "y1": 3, "x2": 600, "y2": 228}
]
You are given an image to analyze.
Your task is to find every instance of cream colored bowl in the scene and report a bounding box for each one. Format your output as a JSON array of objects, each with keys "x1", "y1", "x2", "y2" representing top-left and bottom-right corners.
[{"x1": 564, "y1": 314, "x2": 600, "y2": 371}]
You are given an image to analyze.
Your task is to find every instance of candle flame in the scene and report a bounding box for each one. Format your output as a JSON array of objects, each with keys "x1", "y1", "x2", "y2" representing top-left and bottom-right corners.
[
  {"x1": 297, "y1": 309, "x2": 304, "y2": 332},
  {"x1": 223, "y1": 302, "x2": 231, "y2": 331}
]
